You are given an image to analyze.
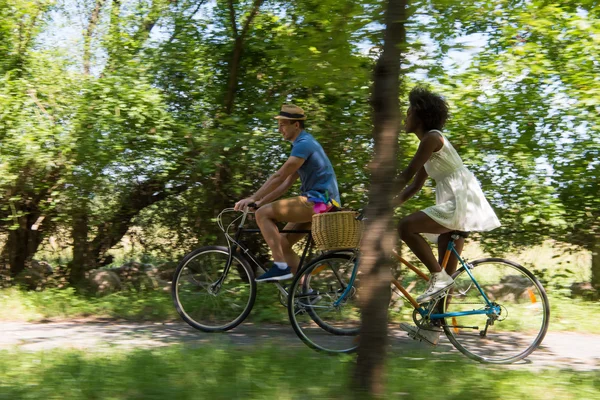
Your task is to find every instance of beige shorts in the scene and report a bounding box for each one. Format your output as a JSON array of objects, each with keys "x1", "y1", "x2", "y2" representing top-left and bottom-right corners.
[
  {"x1": 270, "y1": 196, "x2": 315, "y2": 223},
  {"x1": 267, "y1": 196, "x2": 315, "y2": 246}
]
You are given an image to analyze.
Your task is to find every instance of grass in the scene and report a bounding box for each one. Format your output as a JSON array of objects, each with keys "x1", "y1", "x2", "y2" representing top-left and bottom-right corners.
[
  {"x1": 0, "y1": 285, "x2": 292, "y2": 324},
  {"x1": 0, "y1": 345, "x2": 598, "y2": 399},
  {"x1": 1, "y1": 241, "x2": 595, "y2": 398},
  {"x1": 548, "y1": 296, "x2": 600, "y2": 333},
  {"x1": 0, "y1": 287, "x2": 177, "y2": 322}
]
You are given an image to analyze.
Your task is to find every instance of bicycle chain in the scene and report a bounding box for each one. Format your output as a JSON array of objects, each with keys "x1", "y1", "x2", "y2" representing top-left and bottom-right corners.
[{"x1": 413, "y1": 301, "x2": 493, "y2": 328}]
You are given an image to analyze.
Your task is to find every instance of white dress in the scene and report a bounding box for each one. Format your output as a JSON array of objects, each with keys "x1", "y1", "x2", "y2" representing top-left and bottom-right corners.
[{"x1": 422, "y1": 130, "x2": 500, "y2": 242}]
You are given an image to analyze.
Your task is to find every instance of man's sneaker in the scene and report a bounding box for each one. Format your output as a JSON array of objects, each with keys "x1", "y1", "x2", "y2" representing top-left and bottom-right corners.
[
  {"x1": 400, "y1": 322, "x2": 442, "y2": 346},
  {"x1": 416, "y1": 269, "x2": 454, "y2": 304},
  {"x1": 256, "y1": 265, "x2": 293, "y2": 282}
]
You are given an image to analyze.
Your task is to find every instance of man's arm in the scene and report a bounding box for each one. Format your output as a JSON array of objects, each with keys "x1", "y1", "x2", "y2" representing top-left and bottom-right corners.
[
  {"x1": 256, "y1": 172, "x2": 299, "y2": 206},
  {"x1": 234, "y1": 156, "x2": 304, "y2": 210}
]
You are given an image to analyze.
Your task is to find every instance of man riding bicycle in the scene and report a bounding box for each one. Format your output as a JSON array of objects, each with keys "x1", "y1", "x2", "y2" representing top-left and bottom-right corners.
[{"x1": 234, "y1": 104, "x2": 341, "y2": 282}]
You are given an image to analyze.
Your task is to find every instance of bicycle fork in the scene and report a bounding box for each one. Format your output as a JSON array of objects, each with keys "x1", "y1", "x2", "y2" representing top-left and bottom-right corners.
[{"x1": 332, "y1": 254, "x2": 360, "y2": 308}]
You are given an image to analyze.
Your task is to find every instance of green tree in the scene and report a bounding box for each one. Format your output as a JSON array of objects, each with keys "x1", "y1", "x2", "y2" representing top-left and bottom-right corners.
[
  {"x1": 433, "y1": 0, "x2": 599, "y2": 283},
  {"x1": 353, "y1": 0, "x2": 407, "y2": 396},
  {"x1": 0, "y1": 0, "x2": 71, "y2": 279}
]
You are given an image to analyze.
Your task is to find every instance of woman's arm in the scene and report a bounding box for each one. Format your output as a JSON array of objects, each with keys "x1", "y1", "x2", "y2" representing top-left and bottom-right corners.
[
  {"x1": 393, "y1": 167, "x2": 428, "y2": 207},
  {"x1": 394, "y1": 132, "x2": 442, "y2": 191}
]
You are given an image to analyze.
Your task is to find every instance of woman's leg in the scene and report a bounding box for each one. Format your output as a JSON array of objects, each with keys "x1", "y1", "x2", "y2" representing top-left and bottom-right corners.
[
  {"x1": 398, "y1": 211, "x2": 451, "y2": 274},
  {"x1": 437, "y1": 232, "x2": 465, "y2": 277}
]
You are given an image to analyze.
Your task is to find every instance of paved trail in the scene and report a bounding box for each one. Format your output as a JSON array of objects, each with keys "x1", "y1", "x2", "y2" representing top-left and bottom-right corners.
[{"x1": 1, "y1": 320, "x2": 599, "y2": 371}]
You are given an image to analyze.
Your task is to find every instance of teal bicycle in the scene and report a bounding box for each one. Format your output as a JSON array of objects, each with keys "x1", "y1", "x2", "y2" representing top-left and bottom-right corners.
[{"x1": 287, "y1": 230, "x2": 550, "y2": 364}]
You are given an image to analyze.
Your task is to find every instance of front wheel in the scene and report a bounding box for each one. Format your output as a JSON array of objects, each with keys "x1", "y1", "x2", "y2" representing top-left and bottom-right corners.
[
  {"x1": 172, "y1": 246, "x2": 257, "y2": 332},
  {"x1": 442, "y1": 258, "x2": 550, "y2": 364},
  {"x1": 287, "y1": 251, "x2": 361, "y2": 354}
]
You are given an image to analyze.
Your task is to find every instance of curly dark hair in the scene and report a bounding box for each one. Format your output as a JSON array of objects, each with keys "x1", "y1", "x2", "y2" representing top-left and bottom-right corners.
[{"x1": 408, "y1": 87, "x2": 449, "y2": 131}]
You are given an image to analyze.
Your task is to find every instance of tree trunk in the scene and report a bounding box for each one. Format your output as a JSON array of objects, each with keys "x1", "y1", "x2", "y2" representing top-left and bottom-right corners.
[
  {"x1": 0, "y1": 164, "x2": 60, "y2": 281},
  {"x1": 10, "y1": 6, "x2": 43, "y2": 77},
  {"x1": 2, "y1": 209, "x2": 46, "y2": 278},
  {"x1": 132, "y1": 0, "x2": 165, "y2": 48},
  {"x1": 352, "y1": 0, "x2": 407, "y2": 397},
  {"x1": 104, "y1": 0, "x2": 165, "y2": 74},
  {"x1": 591, "y1": 234, "x2": 600, "y2": 289},
  {"x1": 67, "y1": 178, "x2": 189, "y2": 282},
  {"x1": 224, "y1": 36, "x2": 244, "y2": 114},
  {"x1": 69, "y1": 203, "x2": 91, "y2": 284},
  {"x1": 224, "y1": 0, "x2": 263, "y2": 114},
  {"x1": 83, "y1": 0, "x2": 106, "y2": 75},
  {"x1": 3, "y1": 228, "x2": 29, "y2": 278}
]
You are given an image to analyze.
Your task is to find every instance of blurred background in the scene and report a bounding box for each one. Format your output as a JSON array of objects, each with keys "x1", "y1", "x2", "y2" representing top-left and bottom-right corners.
[{"x1": 0, "y1": 0, "x2": 598, "y2": 398}]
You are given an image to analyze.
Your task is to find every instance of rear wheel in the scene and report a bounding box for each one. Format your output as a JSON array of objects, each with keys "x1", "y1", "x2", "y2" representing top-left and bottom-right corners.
[
  {"x1": 172, "y1": 246, "x2": 256, "y2": 332},
  {"x1": 442, "y1": 258, "x2": 549, "y2": 363}
]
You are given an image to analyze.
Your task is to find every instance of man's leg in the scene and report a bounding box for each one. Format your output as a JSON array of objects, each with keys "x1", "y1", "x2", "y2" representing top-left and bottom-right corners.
[
  {"x1": 255, "y1": 204, "x2": 286, "y2": 263},
  {"x1": 280, "y1": 222, "x2": 311, "y2": 274},
  {"x1": 254, "y1": 197, "x2": 314, "y2": 280}
]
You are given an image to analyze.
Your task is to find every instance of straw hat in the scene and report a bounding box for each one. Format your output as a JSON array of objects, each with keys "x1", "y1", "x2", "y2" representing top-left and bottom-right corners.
[{"x1": 274, "y1": 104, "x2": 307, "y2": 120}]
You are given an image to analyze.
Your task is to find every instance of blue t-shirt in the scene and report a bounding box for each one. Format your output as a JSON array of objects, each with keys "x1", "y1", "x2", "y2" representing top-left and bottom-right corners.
[{"x1": 290, "y1": 130, "x2": 341, "y2": 206}]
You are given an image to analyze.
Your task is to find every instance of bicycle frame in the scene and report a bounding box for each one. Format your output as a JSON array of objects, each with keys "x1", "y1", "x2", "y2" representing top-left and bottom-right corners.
[
  {"x1": 214, "y1": 208, "x2": 313, "y2": 298},
  {"x1": 332, "y1": 235, "x2": 501, "y2": 319},
  {"x1": 399, "y1": 239, "x2": 501, "y2": 320}
]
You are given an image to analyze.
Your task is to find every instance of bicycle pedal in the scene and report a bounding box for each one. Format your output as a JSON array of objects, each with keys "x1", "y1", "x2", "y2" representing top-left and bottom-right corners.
[{"x1": 294, "y1": 305, "x2": 307, "y2": 315}]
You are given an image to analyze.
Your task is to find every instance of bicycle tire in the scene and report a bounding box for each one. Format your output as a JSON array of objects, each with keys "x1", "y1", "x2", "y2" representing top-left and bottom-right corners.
[
  {"x1": 172, "y1": 245, "x2": 257, "y2": 332},
  {"x1": 287, "y1": 251, "x2": 360, "y2": 354},
  {"x1": 442, "y1": 258, "x2": 550, "y2": 364}
]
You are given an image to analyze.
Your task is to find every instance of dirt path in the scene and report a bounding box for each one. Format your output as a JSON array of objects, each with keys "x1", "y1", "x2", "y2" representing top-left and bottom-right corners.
[{"x1": 1, "y1": 320, "x2": 599, "y2": 371}]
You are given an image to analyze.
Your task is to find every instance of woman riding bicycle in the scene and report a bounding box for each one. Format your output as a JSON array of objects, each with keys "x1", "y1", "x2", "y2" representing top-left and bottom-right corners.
[{"x1": 394, "y1": 86, "x2": 501, "y2": 344}]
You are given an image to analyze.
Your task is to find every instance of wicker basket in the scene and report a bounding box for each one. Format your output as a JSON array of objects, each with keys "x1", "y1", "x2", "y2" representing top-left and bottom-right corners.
[{"x1": 312, "y1": 211, "x2": 363, "y2": 251}]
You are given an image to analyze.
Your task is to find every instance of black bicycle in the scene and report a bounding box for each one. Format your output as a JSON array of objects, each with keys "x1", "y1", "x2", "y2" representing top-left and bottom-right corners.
[{"x1": 172, "y1": 206, "x2": 319, "y2": 332}]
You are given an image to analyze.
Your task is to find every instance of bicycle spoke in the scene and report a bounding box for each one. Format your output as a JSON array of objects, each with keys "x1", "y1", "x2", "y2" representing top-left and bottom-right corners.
[
  {"x1": 173, "y1": 247, "x2": 256, "y2": 332},
  {"x1": 443, "y1": 258, "x2": 549, "y2": 363}
]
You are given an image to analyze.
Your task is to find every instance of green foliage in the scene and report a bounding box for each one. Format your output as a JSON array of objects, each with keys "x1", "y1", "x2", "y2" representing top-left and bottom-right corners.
[
  {"x1": 430, "y1": 0, "x2": 599, "y2": 251},
  {"x1": 0, "y1": 346, "x2": 598, "y2": 399},
  {"x1": 0, "y1": 0, "x2": 597, "y2": 286}
]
